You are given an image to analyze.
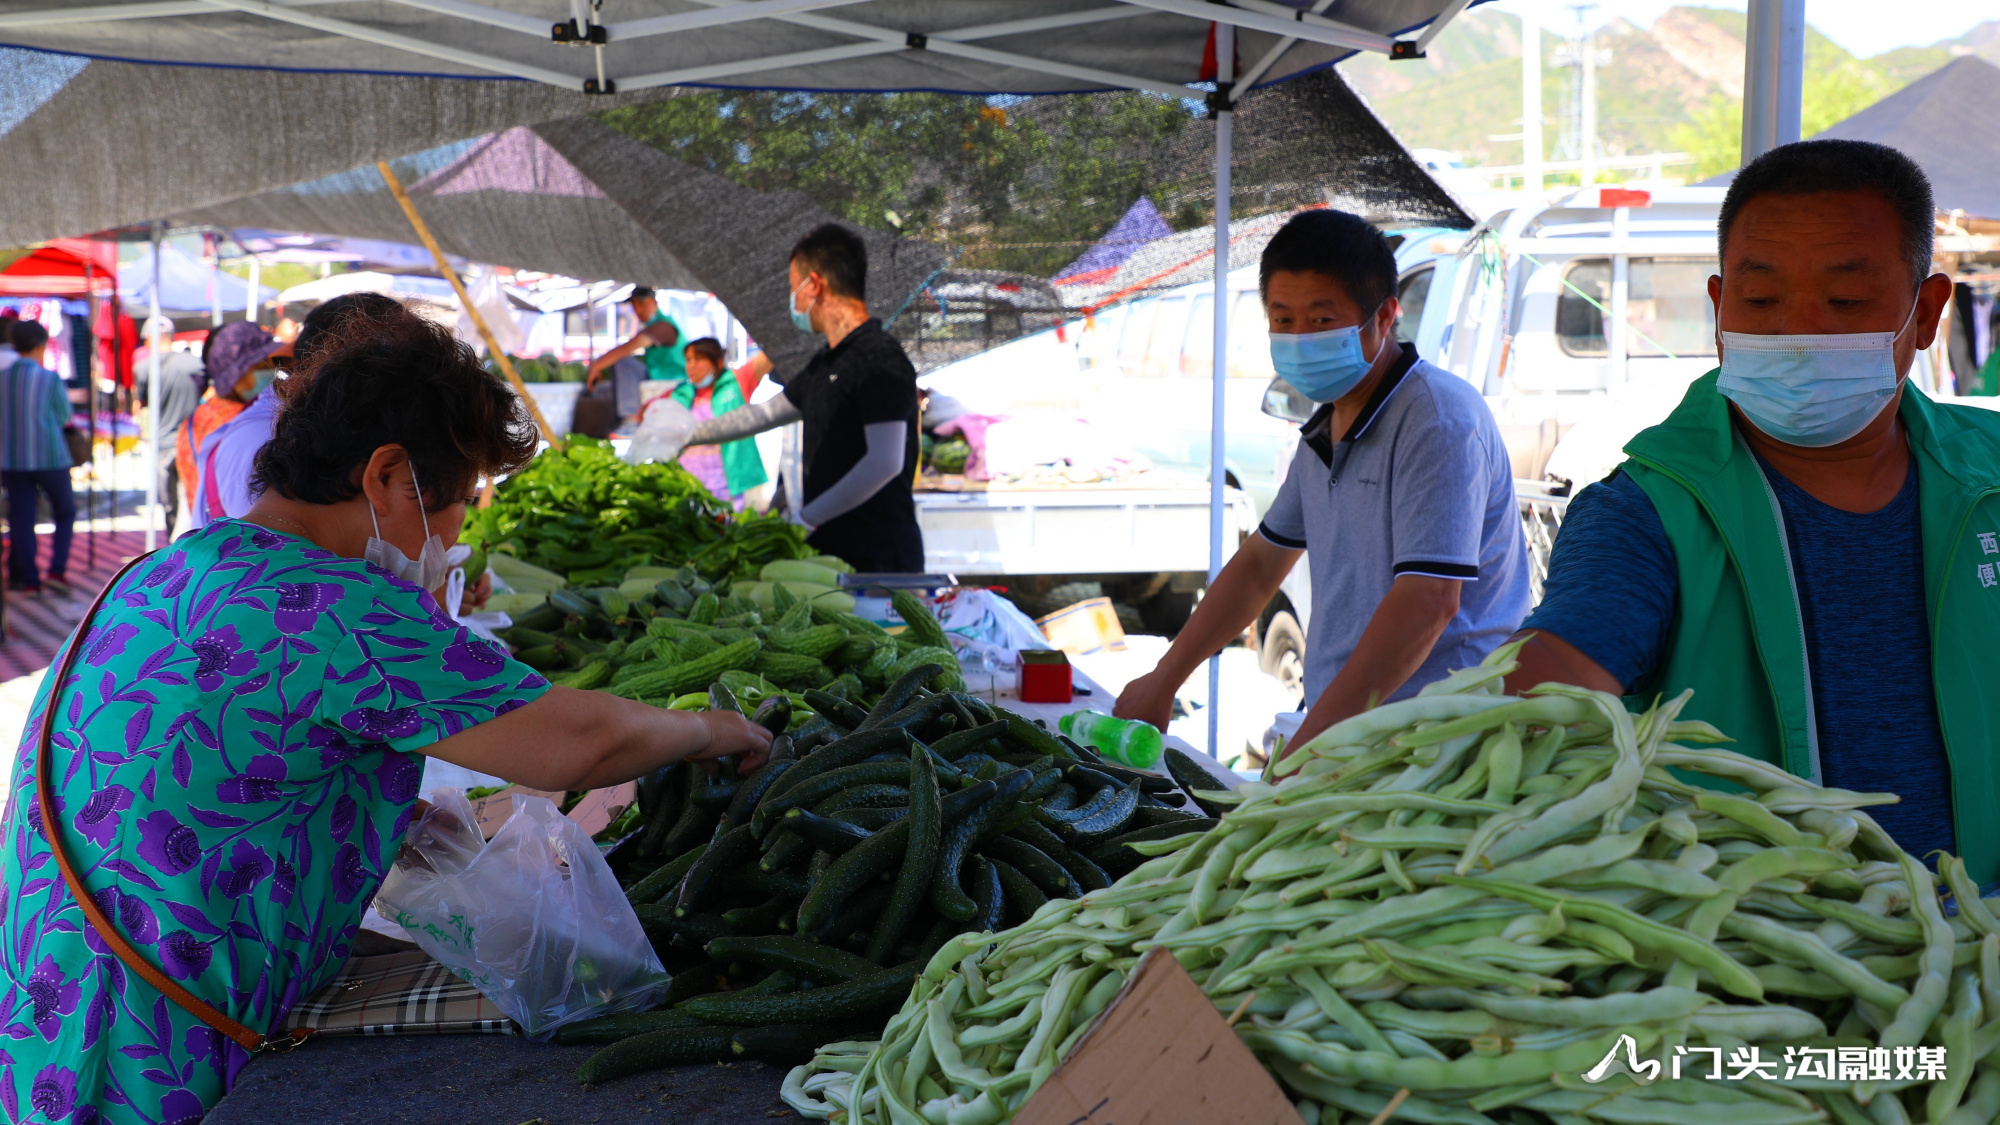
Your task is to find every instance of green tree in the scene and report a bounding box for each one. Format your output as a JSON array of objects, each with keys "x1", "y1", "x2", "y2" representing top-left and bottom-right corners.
[
  {"x1": 1670, "y1": 37, "x2": 1894, "y2": 181},
  {"x1": 598, "y1": 91, "x2": 1195, "y2": 277}
]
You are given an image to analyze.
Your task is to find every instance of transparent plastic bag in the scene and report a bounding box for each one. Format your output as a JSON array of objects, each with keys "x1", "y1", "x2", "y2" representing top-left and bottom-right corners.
[
  {"x1": 625, "y1": 395, "x2": 698, "y2": 465},
  {"x1": 372, "y1": 788, "x2": 670, "y2": 1039}
]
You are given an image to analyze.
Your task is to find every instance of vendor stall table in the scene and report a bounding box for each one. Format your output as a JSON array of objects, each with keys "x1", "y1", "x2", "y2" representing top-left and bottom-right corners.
[{"x1": 207, "y1": 1035, "x2": 789, "y2": 1123}]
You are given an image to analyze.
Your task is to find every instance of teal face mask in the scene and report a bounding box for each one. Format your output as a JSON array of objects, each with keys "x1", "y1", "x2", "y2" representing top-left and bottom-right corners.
[
  {"x1": 788, "y1": 280, "x2": 815, "y2": 333},
  {"x1": 1717, "y1": 297, "x2": 1918, "y2": 448},
  {"x1": 1267, "y1": 303, "x2": 1386, "y2": 403}
]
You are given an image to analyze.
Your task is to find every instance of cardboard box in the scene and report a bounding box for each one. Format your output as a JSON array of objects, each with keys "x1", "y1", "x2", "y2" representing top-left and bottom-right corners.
[
  {"x1": 1036, "y1": 596, "x2": 1127, "y2": 655},
  {"x1": 1014, "y1": 946, "x2": 1305, "y2": 1125},
  {"x1": 466, "y1": 783, "x2": 636, "y2": 840}
]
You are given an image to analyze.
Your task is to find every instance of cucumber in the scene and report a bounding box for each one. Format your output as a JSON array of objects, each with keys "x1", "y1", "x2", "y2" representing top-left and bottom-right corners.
[
  {"x1": 930, "y1": 721, "x2": 1009, "y2": 761},
  {"x1": 989, "y1": 858, "x2": 1047, "y2": 924},
  {"x1": 754, "y1": 760, "x2": 913, "y2": 835},
  {"x1": 705, "y1": 935, "x2": 883, "y2": 984},
  {"x1": 759, "y1": 830, "x2": 812, "y2": 873},
  {"x1": 731, "y1": 1023, "x2": 865, "y2": 1067},
  {"x1": 782, "y1": 807, "x2": 873, "y2": 853},
  {"x1": 930, "y1": 768, "x2": 1035, "y2": 922},
  {"x1": 733, "y1": 863, "x2": 811, "y2": 900},
  {"x1": 813, "y1": 784, "x2": 910, "y2": 817},
  {"x1": 939, "y1": 778, "x2": 998, "y2": 824},
  {"x1": 673, "y1": 964, "x2": 919, "y2": 1025},
  {"x1": 658, "y1": 786, "x2": 721, "y2": 859},
  {"x1": 967, "y1": 856, "x2": 1004, "y2": 933},
  {"x1": 753, "y1": 727, "x2": 912, "y2": 833},
  {"x1": 828, "y1": 883, "x2": 897, "y2": 944},
  {"x1": 802, "y1": 689, "x2": 870, "y2": 729},
  {"x1": 723, "y1": 759, "x2": 794, "y2": 830},
  {"x1": 836, "y1": 806, "x2": 909, "y2": 831},
  {"x1": 865, "y1": 747, "x2": 941, "y2": 965},
  {"x1": 722, "y1": 896, "x2": 793, "y2": 934},
  {"x1": 576, "y1": 1025, "x2": 738, "y2": 1084},
  {"x1": 1007, "y1": 818, "x2": 1111, "y2": 893},
  {"x1": 636, "y1": 762, "x2": 695, "y2": 859},
  {"x1": 1038, "y1": 780, "x2": 1120, "y2": 825},
  {"x1": 1129, "y1": 804, "x2": 1204, "y2": 828},
  {"x1": 1164, "y1": 747, "x2": 1237, "y2": 817},
  {"x1": 675, "y1": 824, "x2": 759, "y2": 916},
  {"x1": 633, "y1": 906, "x2": 728, "y2": 950},
  {"x1": 1141, "y1": 789, "x2": 1188, "y2": 808},
  {"x1": 797, "y1": 819, "x2": 913, "y2": 939},
  {"x1": 624, "y1": 840, "x2": 709, "y2": 906},
  {"x1": 1066, "y1": 784, "x2": 1140, "y2": 840},
  {"x1": 551, "y1": 1007, "x2": 704, "y2": 1045},
  {"x1": 977, "y1": 835, "x2": 1078, "y2": 898},
  {"x1": 661, "y1": 961, "x2": 725, "y2": 1008},
  {"x1": 688, "y1": 781, "x2": 739, "y2": 810},
  {"x1": 999, "y1": 707, "x2": 1072, "y2": 760},
  {"x1": 855, "y1": 665, "x2": 941, "y2": 729}
]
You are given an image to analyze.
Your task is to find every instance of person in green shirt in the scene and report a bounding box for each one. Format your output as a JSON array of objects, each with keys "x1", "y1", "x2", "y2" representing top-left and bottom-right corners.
[{"x1": 587, "y1": 285, "x2": 688, "y2": 390}]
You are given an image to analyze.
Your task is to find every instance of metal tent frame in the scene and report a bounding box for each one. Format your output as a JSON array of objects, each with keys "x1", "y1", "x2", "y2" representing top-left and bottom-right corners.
[{"x1": 7, "y1": 0, "x2": 1805, "y2": 757}]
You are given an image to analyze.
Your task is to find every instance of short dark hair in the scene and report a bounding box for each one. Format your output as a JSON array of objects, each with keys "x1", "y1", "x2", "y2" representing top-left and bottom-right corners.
[
  {"x1": 627, "y1": 286, "x2": 656, "y2": 303},
  {"x1": 683, "y1": 336, "x2": 726, "y2": 369},
  {"x1": 10, "y1": 319, "x2": 48, "y2": 354},
  {"x1": 790, "y1": 224, "x2": 867, "y2": 302},
  {"x1": 1259, "y1": 209, "x2": 1398, "y2": 313},
  {"x1": 1719, "y1": 139, "x2": 1935, "y2": 289},
  {"x1": 293, "y1": 292, "x2": 410, "y2": 372},
  {"x1": 252, "y1": 315, "x2": 538, "y2": 512}
]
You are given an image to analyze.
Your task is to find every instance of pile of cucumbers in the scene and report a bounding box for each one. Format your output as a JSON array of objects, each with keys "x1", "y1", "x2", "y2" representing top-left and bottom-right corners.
[{"x1": 558, "y1": 655, "x2": 1241, "y2": 1086}]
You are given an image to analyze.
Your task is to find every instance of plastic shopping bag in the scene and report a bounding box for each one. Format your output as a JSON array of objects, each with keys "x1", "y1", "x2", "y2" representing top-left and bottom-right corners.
[
  {"x1": 372, "y1": 788, "x2": 670, "y2": 1039},
  {"x1": 625, "y1": 395, "x2": 698, "y2": 466}
]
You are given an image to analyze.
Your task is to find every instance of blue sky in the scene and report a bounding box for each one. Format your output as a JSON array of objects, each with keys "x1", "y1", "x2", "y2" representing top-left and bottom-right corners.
[{"x1": 1488, "y1": 0, "x2": 1998, "y2": 57}]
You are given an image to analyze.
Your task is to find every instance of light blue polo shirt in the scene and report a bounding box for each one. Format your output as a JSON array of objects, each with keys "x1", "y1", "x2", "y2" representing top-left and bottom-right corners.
[{"x1": 1257, "y1": 350, "x2": 1530, "y2": 704}]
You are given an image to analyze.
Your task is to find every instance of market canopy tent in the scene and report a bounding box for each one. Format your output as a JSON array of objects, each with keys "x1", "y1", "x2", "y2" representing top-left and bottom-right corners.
[
  {"x1": 0, "y1": 237, "x2": 117, "y2": 296},
  {"x1": 0, "y1": 1, "x2": 1472, "y2": 97},
  {"x1": 4, "y1": 0, "x2": 1489, "y2": 752},
  {"x1": 170, "y1": 118, "x2": 952, "y2": 377},
  {"x1": 118, "y1": 240, "x2": 276, "y2": 317},
  {"x1": 1809, "y1": 56, "x2": 2000, "y2": 223}
]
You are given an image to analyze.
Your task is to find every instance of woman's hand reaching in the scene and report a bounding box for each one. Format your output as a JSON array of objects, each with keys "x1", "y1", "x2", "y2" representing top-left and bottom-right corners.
[{"x1": 687, "y1": 708, "x2": 775, "y2": 775}]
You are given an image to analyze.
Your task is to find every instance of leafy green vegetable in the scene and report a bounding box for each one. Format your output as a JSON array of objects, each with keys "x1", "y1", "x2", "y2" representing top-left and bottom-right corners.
[{"x1": 463, "y1": 437, "x2": 815, "y2": 584}]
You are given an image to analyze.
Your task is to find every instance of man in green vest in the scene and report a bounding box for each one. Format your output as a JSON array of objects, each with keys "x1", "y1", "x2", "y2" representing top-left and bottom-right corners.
[
  {"x1": 1507, "y1": 139, "x2": 1998, "y2": 883},
  {"x1": 587, "y1": 285, "x2": 688, "y2": 390}
]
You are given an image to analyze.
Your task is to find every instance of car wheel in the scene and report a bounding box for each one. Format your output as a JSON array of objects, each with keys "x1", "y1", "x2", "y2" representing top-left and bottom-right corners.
[{"x1": 1259, "y1": 611, "x2": 1306, "y2": 702}]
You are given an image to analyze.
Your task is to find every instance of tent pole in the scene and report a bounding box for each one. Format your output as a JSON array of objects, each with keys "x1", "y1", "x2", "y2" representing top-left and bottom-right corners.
[
  {"x1": 1740, "y1": 0, "x2": 1803, "y2": 163},
  {"x1": 146, "y1": 221, "x2": 163, "y2": 552},
  {"x1": 1207, "y1": 21, "x2": 1234, "y2": 762},
  {"x1": 84, "y1": 261, "x2": 98, "y2": 571},
  {"x1": 376, "y1": 161, "x2": 558, "y2": 445},
  {"x1": 246, "y1": 253, "x2": 260, "y2": 327}
]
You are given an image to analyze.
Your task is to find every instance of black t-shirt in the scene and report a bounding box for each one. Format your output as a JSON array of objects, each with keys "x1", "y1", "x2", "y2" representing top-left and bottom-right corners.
[{"x1": 777, "y1": 318, "x2": 924, "y2": 571}]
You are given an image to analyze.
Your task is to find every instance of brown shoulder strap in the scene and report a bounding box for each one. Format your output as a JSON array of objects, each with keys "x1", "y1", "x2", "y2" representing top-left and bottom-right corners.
[{"x1": 36, "y1": 552, "x2": 312, "y2": 1055}]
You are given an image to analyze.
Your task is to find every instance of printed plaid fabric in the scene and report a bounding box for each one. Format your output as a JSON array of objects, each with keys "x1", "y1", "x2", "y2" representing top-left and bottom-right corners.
[{"x1": 289, "y1": 951, "x2": 517, "y2": 1037}]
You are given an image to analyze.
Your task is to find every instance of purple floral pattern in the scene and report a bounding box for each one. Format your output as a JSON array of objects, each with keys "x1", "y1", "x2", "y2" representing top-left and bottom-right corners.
[{"x1": 0, "y1": 521, "x2": 547, "y2": 1122}]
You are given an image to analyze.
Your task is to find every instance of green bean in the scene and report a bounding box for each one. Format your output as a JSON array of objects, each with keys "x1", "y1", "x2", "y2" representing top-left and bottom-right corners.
[
  {"x1": 1875, "y1": 852, "x2": 1951, "y2": 1052},
  {"x1": 1481, "y1": 722, "x2": 1522, "y2": 806},
  {"x1": 1245, "y1": 1023, "x2": 1658, "y2": 1091},
  {"x1": 1717, "y1": 912, "x2": 1908, "y2": 1009},
  {"x1": 1441, "y1": 877, "x2": 1763, "y2": 999}
]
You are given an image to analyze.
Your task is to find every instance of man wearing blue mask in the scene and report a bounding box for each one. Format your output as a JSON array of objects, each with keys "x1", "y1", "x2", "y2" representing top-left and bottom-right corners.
[
  {"x1": 1116, "y1": 209, "x2": 1529, "y2": 750},
  {"x1": 1506, "y1": 139, "x2": 1987, "y2": 879},
  {"x1": 662, "y1": 223, "x2": 924, "y2": 571}
]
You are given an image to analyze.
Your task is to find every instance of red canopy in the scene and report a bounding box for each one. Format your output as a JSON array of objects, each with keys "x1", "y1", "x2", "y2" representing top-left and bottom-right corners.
[{"x1": 0, "y1": 238, "x2": 118, "y2": 296}]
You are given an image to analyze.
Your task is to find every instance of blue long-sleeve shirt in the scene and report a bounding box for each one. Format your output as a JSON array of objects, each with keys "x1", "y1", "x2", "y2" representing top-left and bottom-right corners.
[{"x1": 0, "y1": 357, "x2": 72, "y2": 472}]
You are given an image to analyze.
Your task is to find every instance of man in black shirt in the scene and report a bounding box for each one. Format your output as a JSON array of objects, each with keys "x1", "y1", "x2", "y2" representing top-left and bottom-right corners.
[{"x1": 668, "y1": 224, "x2": 924, "y2": 571}]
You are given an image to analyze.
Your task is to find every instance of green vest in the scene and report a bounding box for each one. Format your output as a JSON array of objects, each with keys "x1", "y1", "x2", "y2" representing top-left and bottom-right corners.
[
  {"x1": 1620, "y1": 371, "x2": 2000, "y2": 883},
  {"x1": 643, "y1": 310, "x2": 689, "y2": 384},
  {"x1": 672, "y1": 370, "x2": 769, "y2": 496}
]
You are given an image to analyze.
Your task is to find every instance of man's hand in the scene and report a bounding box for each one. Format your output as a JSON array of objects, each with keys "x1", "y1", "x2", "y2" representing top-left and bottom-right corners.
[
  {"x1": 1114, "y1": 666, "x2": 1179, "y2": 731},
  {"x1": 689, "y1": 709, "x2": 776, "y2": 774}
]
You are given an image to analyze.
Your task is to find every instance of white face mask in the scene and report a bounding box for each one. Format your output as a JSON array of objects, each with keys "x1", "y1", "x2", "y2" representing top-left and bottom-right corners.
[{"x1": 365, "y1": 463, "x2": 453, "y2": 592}]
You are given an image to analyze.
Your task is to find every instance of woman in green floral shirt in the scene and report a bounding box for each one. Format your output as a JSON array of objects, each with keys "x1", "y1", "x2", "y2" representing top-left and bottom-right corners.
[{"x1": 0, "y1": 314, "x2": 772, "y2": 1123}]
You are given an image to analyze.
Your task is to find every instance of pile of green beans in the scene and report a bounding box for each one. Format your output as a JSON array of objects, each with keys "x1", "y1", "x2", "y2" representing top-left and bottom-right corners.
[{"x1": 779, "y1": 641, "x2": 2000, "y2": 1125}]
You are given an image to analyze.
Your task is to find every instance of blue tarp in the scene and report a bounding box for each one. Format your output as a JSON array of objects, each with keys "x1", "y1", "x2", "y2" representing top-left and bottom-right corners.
[
  {"x1": 118, "y1": 241, "x2": 277, "y2": 316},
  {"x1": 1053, "y1": 197, "x2": 1172, "y2": 285}
]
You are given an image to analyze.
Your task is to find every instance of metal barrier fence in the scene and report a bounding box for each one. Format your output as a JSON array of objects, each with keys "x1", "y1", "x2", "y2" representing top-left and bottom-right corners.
[{"x1": 1515, "y1": 480, "x2": 1570, "y2": 605}]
